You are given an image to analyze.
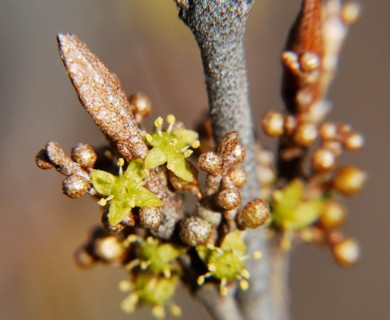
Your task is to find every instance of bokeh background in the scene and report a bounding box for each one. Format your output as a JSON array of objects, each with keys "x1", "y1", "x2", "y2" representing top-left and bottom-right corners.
[{"x1": 1, "y1": 0, "x2": 389, "y2": 319}]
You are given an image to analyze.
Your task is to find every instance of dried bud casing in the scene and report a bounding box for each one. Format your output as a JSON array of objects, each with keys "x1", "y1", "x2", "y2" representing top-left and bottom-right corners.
[
  {"x1": 215, "y1": 188, "x2": 241, "y2": 211},
  {"x1": 237, "y1": 199, "x2": 270, "y2": 229},
  {"x1": 71, "y1": 143, "x2": 97, "y2": 168},
  {"x1": 63, "y1": 174, "x2": 90, "y2": 199},
  {"x1": 332, "y1": 238, "x2": 360, "y2": 267},
  {"x1": 261, "y1": 112, "x2": 285, "y2": 137},
  {"x1": 180, "y1": 216, "x2": 212, "y2": 246},
  {"x1": 311, "y1": 148, "x2": 336, "y2": 173},
  {"x1": 332, "y1": 166, "x2": 367, "y2": 197},
  {"x1": 319, "y1": 201, "x2": 347, "y2": 230},
  {"x1": 139, "y1": 207, "x2": 163, "y2": 231},
  {"x1": 198, "y1": 152, "x2": 223, "y2": 175}
]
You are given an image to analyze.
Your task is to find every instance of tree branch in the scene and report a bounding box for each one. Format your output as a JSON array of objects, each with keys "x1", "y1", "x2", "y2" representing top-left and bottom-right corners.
[{"x1": 175, "y1": 1, "x2": 280, "y2": 319}]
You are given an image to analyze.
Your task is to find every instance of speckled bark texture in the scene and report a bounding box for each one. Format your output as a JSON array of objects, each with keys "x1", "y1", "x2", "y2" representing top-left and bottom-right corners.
[{"x1": 176, "y1": 1, "x2": 276, "y2": 320}]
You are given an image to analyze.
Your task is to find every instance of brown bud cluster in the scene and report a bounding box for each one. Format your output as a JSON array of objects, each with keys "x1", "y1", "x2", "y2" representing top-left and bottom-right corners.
[{"x1": 35, "y1": 142, "x2": 93, "y2": 198}]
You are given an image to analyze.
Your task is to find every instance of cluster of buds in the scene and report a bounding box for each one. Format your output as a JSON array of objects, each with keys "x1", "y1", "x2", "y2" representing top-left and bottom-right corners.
[
  {"x1": 260, "y1": 0, "x2": 365, "y2": 266},
  {"x1": 35, "y1": 33, "x2": 271, "y2": 318}
]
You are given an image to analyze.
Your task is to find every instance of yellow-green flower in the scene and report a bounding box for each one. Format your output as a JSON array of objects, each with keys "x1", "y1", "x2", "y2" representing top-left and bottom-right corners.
[
  {"x1": 91, "y1": 159, "x2": 162, "y2": 226},
  {"x1": 144, "y1": 115, "x2": 199, "y2": 182}
]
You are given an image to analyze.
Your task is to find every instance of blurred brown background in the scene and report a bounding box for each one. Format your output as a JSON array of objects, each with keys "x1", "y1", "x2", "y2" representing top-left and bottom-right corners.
[{"x1": 0, "y1": 0, "x2": 388, "y2": 319}]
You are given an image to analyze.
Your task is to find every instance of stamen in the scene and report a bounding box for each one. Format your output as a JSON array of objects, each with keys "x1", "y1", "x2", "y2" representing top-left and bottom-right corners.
[{"x1": 184, "y1": 150, "x2": 193, "y2": 158}]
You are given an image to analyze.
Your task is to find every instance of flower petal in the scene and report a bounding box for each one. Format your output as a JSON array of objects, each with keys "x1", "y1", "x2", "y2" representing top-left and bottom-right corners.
[{"x1": 91, "y1": 170, "x2": 115, "y2": 196}]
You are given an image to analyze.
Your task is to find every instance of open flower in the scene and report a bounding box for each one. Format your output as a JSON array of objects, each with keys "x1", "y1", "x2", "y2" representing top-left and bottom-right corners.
[
  {"x1": 144, "y1": 115, "x2": 199, "y2": 182},
  {"x1": 91, "y1": 159, "x2": 162, "y2": 226}
]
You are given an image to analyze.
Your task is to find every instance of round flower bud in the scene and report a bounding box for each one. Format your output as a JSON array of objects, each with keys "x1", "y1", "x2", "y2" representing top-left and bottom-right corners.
[
  {"x1": 319, "y1": 201, "x2": 347, "y2": 230},
  {"x1": 341, "y1": 1, "x2": 361, "y2": 25},
  {"x1": 35, "y1": 149, "x2": 53, "y2": 170},
  {"x1": 319, "y1": 122, "x2": 337, "y2": 141},
  {"x1": 215, "y1": 188, "x2": 241, "y2": 210},
  {"x1": 71, "y1": 143, "x2": 97, "y2": 168},
  {"x1": 63, "y1": 174, "x2": 90, "y2": 199},
  {"x1": 180, "y1": 216, "x2": 212, "y2": 246},
  {"x1": 300, "y1": 52, "x2": 320, "y2": 72},
  {"x1": 94, "y1": 236, "x2": 125, "y2": 263},
  {"x1": 74, "y1": 247, "x2": 95, "y2": 268},
  {"x1": 332, "y1": 166, "x2": 367, "y2": 197},
  {"x1": 261, "y1": 112, "x2": 285, "y2": 137},
  {"x1": 293, "y1": 122, "x2": 318, "y2": 147},
  {"x1": 224, "y1": 144, "x2": 246, "y2": 167},
  {"x1": 128, "y1": 93, "x2": 151, "y2": 123},
  {"x1": 332, "y1": 238, "x2": 360, "y2": 267},
  {"x1": 343, "y1": 132, "x2": 364, "y2": 151},
  {"x1": 227, "y1": 167, "x2": 247, "y2": 188},
  {"x1": 237, "y1": 199, "x2": 270, "y2": 229},
  {"x1": 311, "y1": 148, "x2": 336, "y2": 173},
  {"x1": 198, "y1": 152, "x2": 223, "y2": 175},
  {"x1": 139, "y1": 207, "x2": 163, "y2": 231}
]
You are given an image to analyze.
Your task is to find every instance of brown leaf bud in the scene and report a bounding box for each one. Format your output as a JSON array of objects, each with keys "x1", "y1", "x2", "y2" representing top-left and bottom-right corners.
[
  {"x1": 332, "y1": 165, "x2": 367, "y2": 197},
  {"x1": 342, "y1": 132, "x2": 364, "y2": 151},
  {"x1": 128, "y1": 93, "x2": 152, "y2": 124},
  {"x1": 332, "y1": 238, "x2": 360, "y2": 267},
  {"x1": 319, "y1": 201, "x2": 347, "y2": 230},
  {"x1": 261, "y1": 112, "x2": 285, "y2": 137},
  {"x1": 237, "y1": 199, "x2": 270, "y2": 229},
  {"x1": 226, "y1": 167, "x2": 247, "y2": 189},
  {"x1": 94, "y1": 236, "x2": 125, "y2": 264},
  {"x1": 293, "y1": 122, "x2": 318, "y2": 147},
  {"x1": 311, "y1": 148, "x2": 336, "y2": 173},
  {"x1": 63, "y1": 174, "x2": 91, "y2": 199},
  {"x1": 71, "y1": 143, "x2": 97, "y2": 168},
  {"x1": 35, "y1": 149, "x2": 53, "y2": 170},
  {"x1": 198, "y1": 152, "x2": 223, "y2": 175},
  {"x1": 179, "y1": 216, "x2": 212, "y2": 246},
  {"x1": 139, "y1": 207, "x2": 164, "y2": 231},
  {"x1": 215, "y1": 188, "x2": 241, "y2": 211}
]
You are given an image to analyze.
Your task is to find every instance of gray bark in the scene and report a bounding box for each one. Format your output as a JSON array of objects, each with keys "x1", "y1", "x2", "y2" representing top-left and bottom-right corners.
[{"x1": 175, "y1": 1, "x2": 286, "y2": 320}]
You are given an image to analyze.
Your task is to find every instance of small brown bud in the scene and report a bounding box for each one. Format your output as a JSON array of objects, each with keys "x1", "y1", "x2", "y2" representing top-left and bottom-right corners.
[
  {"x1": 227, "y1": 167, "x2": 247, "y2": 188},
  {"x1": 299, "y1": 52, "x2": 320, "y2": 72},
  {"x1": 215, "y1": 188, "x2": 241, "y2": 211},
  {"x1": 217, "y1": 131, "x2": 238, "y2": 158},
  {"x1": 198, "y1": 152, "x2": 223, "y2": 175},
  {"x1": 332, "y1": 166, "x2": 367, "y2": 197},
  {"x1": 128, "y1": 93, "x2": 152, "y2": 123},
  {"x1": 319, "y1": 201, "x2": 347, "y2": 230},
  {"x1": 94, "y1": 236, "x2": 125, "y2": 263},
  {"x1": 74, "y1": 248, "x2": 95, "y2": 268},
  {"x1": 35, "y1": 149, "x2": 53, "y2": 169},
  {"x1": 341, "y1": 1, "x2": 361, "y2": 25},
  {"x1": 237, "y1": 199, "x2": 270, "y2": 229},
  {"x1": 71, "y1": 143, "x2": 97, "y2": 168},
  {"x1": 293, "y1": 122, "x2": 318, "y2": 147},
  {"x1": 224, "y1": 144, "x2": 246, "y2": 167},
  {"x1": 319, "y1": 122, "x2": 338, "y2": 141},
  {"x1": 311, "y1": 148, "x2": 336, "y2": 173},
  {"x1": 63, "y1": 174, "x2": 90, "y2": 198},
  {"x1": 343, "y1": 132, "x2": 364, "y2": 151},
  {"x1": 332, "y1": 238, "x2": 360, "y2": 267},
  {"x1": 139, "y1": 207, "x2": 163, "y2": 231},
  {"x1": 261, "y1": 112, "x2": 285, "y2": 137},
  {"x1": 180, "y1": 216, "x2": 212, "y2": 246}
]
